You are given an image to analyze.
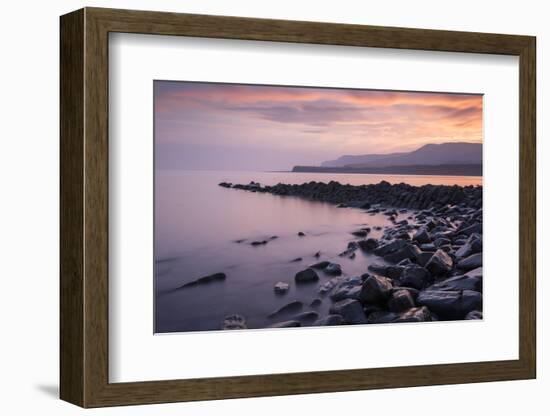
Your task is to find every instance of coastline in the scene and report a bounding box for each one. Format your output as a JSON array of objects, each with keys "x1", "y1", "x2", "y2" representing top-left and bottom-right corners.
[{"x1": 215, "y1": 180, "x2": 483, "y2": 328}]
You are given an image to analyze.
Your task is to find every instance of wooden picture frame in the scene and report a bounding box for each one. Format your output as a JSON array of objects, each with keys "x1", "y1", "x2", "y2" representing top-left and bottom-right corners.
[{"x1": 60, "y1": 7, "x2": 536, "y2": 408}]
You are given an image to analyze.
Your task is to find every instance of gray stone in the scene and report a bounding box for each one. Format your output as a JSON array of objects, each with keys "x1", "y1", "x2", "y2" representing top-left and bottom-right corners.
[
  {"x1": 383, "y1": 243, "x2": 421, "y2": 264},
  {"x1": 325, "y1": 262, "x2": 343, "y2": 276},
  {"x1": 413, "y1": 227, "x2": 432, "y2": 244},
  {"x1": 329, "y1": 299, "x2": 367, "y2": 324},
  {"x1": 373, "y1": 239, "x2": 407, "y2": 256},
  {"x1": 359, "y1": 274, "x2": 393, "y2": 304},
  {"x1": 425, "y1": 249, "x2": 453, "y2": 276},
  {"x1": 222, "y1": 314, "x2": 247, "y2": 330},
  {"x1": 274, "y1": 281, "x2": 290, "y2": 294},
  {"x1": 388, "y1": 289, "x2": 416, "y2": 313},
  {"x1": 313, "y1": 314, "x2": 344, "y2": 326},
  {"x1": 366, "y1": 310, "x2": 399, "y2": 324},
  {"x1": 400, "y1": 264, "x2": 431, "y2": 289},
  {"x1": 295, "y1": 268, "x2": 319, "y2": 283},
  {"x1": 330, "y1": 276, "x2": 363, "y2": 301},
  {"x1": 417, "y1": 289, "x2": 482, "y2": 320},
  {"x1": 457, "y1": 253, "x2": 482, "y2": 270}
]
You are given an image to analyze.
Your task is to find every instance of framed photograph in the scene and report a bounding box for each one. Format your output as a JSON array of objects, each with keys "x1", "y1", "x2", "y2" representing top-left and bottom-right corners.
[{"x1": 60, "y1": 7, "x2": 536, "y2": 408}]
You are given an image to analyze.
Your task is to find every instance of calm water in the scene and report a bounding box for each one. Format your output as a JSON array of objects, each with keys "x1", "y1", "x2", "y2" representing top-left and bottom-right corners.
[{"x1": 155, "y1": 171, "x2": 481, "y2": 333}]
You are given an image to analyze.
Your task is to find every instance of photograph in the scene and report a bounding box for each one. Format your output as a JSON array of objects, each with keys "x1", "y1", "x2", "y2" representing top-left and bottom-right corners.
[{"x1": 154, "y1": 80, "x2": 483, "y2": 333}]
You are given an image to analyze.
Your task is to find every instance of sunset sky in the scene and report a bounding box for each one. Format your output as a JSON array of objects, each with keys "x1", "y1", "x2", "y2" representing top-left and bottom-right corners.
[{"x1": 154, "y1": 81, "x2": 482, "y2": 171}]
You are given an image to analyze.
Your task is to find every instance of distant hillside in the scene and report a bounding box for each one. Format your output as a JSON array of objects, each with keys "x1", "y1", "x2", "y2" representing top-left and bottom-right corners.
[
  {"x1": 292, "y1": 164, "x2": 482, "y2": 176},
  {"x1": 321, "y1": 142, "x2": 482, "y2": 168}
]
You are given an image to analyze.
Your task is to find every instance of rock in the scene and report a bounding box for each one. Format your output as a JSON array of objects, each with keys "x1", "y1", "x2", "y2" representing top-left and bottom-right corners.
[
  {"x1": 459, "y1": 222, "x2": 482, "y2": 236},
  {"x1": 179, "y1": 272, "x2": 226, "y2": 289},
  {"x1": 269, "y1": 320, "x2": 301, "y2": 328},
  {"x1": 359, "y1": 274, "x2": 393, "y2": 304},
  {"x1": 314, "y1": 251, "x2": 321, "y2": 258},
  {"x1": 425, "y1": 249, "x2": 453, "y2": 276},
  {"x1": 250, "y1": 240, "x2": 268, "y2": 246},
  {"x1": 290, "y1": 257, "x2": 303, "y2": 262},
  {"x1": 222, "y1": 314, "x2": 247, "y2": 330},
  {"x1": 218, "y1": 182, "x2": 232, "y2": 188},
  {"x1": 351, "y1": 229, "x2": 369, "y2": 237},
  {"x1": 309, "y1": 298, "x2": 322, "y2": 307},
  {"x1": 428, "y1": 268, "x2": 482, "y2": 292},
  {"x1": 434, "y1": 237, "x2": 452, "y2": 247},
  {"x1": 292, "y1": 311, "x2": 320, "y2": 324},
  {"x1": 413, "y1": 227, "x2": 431, "y2": 244},
  {"x1": 394, "y1": 306, "x2": 433, "y2": 322},
  {"x1": 416, "y1": 251, "x2": 434, "y2": 267},
  {"x1": 310, "y1": 261, "x2": 330, "y2": 269},
  {"x1": 367, "y1": 311, "x2": 399, "y2": 324},
  {"x1": 295, "y1": 268, "x2": 319, "y2": 283},
  {"x1": 360, "y1": 202, "x2": 372, "y2": 209},
  {"x1": 318, "y1": 277, "x2": 342, "y2": 295},
  {"x1": 417, "y1": 289, "x2": 482, "y2": 320},
  {"x1": 337, "y1": 203, "x2": 348, "y2": 208},
  {"x1": 269, "y1": 235, "x2": 279, "y2": 240},
  {"x1": 400, "y1": 264, "x2": 431, "y2": 289},
  {"x1": 465, "y1": 310, "x2": 483, "y2": 320},
  {"x1": 367, "y1": 263, "x2": 405, "y2": 280},
  {"x1": 358, "y1": 238, "x2": 379, "y2": 251},
  {"x1": 313, "y1": 314, "x2": 344, "y2": 326},
  {"x1": 420, "y1": 243, "x2": 436, "y2": 251},
  {"x1": 329, "y1": 299, "x2": 367, "y2": 324},
  {"x1": 298, "y1": 231, "x2": 306, "y2": 237},
  {"x1": 457, "y1": 253, "x2": 482, "y2": 270},
  {"x1": 374, "y1": 239, "x2": 407, "y2": 256},
  {"x1": 330, "y1": 276, "x2": 363, "y2": 301},
  {"x1": 388, "y1": 289, "x2": 416, "y2": 313},
  {"x1": 383, "y1": 243, "x2": 421, "y2": 263},
  {"x1": 274, "y1": 281, "x2": 290, "y2": 294},
  {"x1": 325, "y1": 262, "x2": 342, "y2": 276},
  {"x1": 268, "y1": 301, "x2": 303, "y2": 318}
]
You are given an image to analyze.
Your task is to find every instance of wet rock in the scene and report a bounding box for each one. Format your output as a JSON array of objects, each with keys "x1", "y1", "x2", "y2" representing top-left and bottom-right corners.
[
  {"x1": 434, "y1": 237, "x2": 452, "y2": 248},
  {"x1": 337, "y1": 203, "x2": 348, "y2": 208},
  {"x1": 318, "y1": 276, "x2": 342, "y2": 295},
  {"x1": 394, "y1": 306, "x2": 433, "y2": 322},
  {"x1": 457, "y1": 253, "x2": 482, "y2": 270},
  {"x1": 295, "y1": 268, "x2": 319, "y2": 283},
  {"x1": 309, "y1": 298, "x2": 322, "y2": 307},
  {"x1": 428, "y1": 268, "x2": 482, "y2": 292},
  {"x1": 325, "y1": 262, "x2": 343, "y2": 276},
  {"x1": 359, "y1": 274, "x2": 393, "y2": 304},
  {"x1": 465, "y1": 310, "x2": 483, "y2": 320},
  {"x1": 250, "y1": 240, "x2": 268, "y2": 246},
  {"x1": 330, "y1": 276, "x2": 363, "y2": 301},
  {"x1": 329, "y1": 299, "x2": 367, "y2": 324},
  {"x1": 455, "y1": 233, "x2": 482, "y2": 258},
  {"x1": 358, "y1": 238, "x2": 379, "y2": 251},
  {"x1": 425, "y1": 249, "x2": 453, "y2": 276},
  {"x1": 383, "y1": 243, "x2": 421, "y2": 264},
  {"x1": 310, "y1": 261, "x2": 330, "y2": 269},
  {"x1": 274, "y1": 281, "x2": 290, "y2": 294},
  {"x1": 367, "y1": 310, "x2": 399, "y2": 324},
  {"x1": 416, "y1": 251, "x2": 434, "y2": 268},
  {"x1": 293, "y1": 311, "x2": 320, "y2": 324},
  {"x1": 367, "y1": 263, "x2": 405, "y2": 280},
  {"x1": 313, "y1": 251, "x2": 321, "y2": 258},
  {"x1": 459, "y1": 222, "x2": 482, "y2": 236},
  {"x1": 351, "y1": 229, "x2": 369, "y2": 237},
  {"x1": 268, "y1": 301, "x2": 303, "y2": 318},
  {"x1": 400, "y1": 264, "x2": 431, "y2": 289},
  {"x1": 313, "y1": 314, "x2": 344, "y2": 326},
  {"x1": 417, "y1": 289, "x2": 481, "y2": 320},
  {"x1": 420, "y1": 243, "x2": 436, "y2": 251},
  {"x1": 218, "y1": 182, "x2": 232, "y2": 188},
  {"x1": 298, "y1": 231, "x2": 306, "y2": 237},
  {"x1": 388, "y1": 289, "x2": 416, "y2": 313},
  {"x1": 413, "y1": 227, "x2": 432, "y2": 244},
  {"x1": 179, "y1": 272, "x2": 226, "y2": 289},
  {"x1": 222, "y1": 314, "x2": 247, "y2": 330},
  {"x1": 290, "y1": 257, "x2": 303, "y2": 262},
  {"x1": 373, "y1": 239, "x2": 407, "y2": 256},
  {"x1": 269, "y1": 320, "x2": 301, "y2": 328}
]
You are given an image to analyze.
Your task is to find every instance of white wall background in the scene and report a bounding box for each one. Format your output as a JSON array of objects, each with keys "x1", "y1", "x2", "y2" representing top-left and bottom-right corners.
[{"x1": 0, "y1": 0, "x2": 546, "y2": 414}]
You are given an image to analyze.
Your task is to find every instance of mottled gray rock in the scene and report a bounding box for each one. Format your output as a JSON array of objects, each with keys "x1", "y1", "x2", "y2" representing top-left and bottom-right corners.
[
  {"x1": 359, "y1": 274, "x2": 393, "y2": 304},
  {"x1": 459, "y1": 222, "x2": 482, "y2": 236},
  {"x1": 222, "y1": 314, "x2": 247, "y2": 330},
  {"x1": 425, "y1": 249, "x2": 453, "y2": 276},
  {"x1": 457, "y1": 253, "x2": 482, "y2": 270},
  {"x1": 330, "y1": 276, "x2": 363, "y2": 301},
  {"x1": 368, "y1": 263, "x2": 405, "y2": 280},
  {"x1": 268, "y1": 301, "x2": 303, "y2": 318},
  {"x1": 295, "y1": 268, "x2": 319, "y2": 283},
  {"x1": 417, "y1": 289, "x2": 482, "y2": 320},
  {"x1": 329, "y1": 299, "x2": 367, "y2": 324},
  {"x1": 400, "y1": 264, "x2": 431, "y2": 289},
  {"x1": 325, "y1": 262, "x2": 343, "y2": 276},
  {"x1": 351, "y1": 229, "x2": 369, "y2": 237},
  {"x1": 388, "y1": 289, "x2": 416, "y2": 313},
  {"x1": 420, "y1": 243, "x2": 436, "y2": 251}
]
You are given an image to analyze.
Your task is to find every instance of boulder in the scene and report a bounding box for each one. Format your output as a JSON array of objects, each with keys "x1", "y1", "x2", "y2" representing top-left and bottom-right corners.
[
  {"x1": 268, "y1": 301, "x2": 303, "y2": 318},
  {"x1": 330, "y1": 276, "x2": 363, "y2": 301},
  {"x1": 358, "y1": 238, "x2": 379, "y2": 251},
  {"x1": 309, "y1": 298, "x2": 322, "y2": 307},
  {"x1": 293, "y1": 311, "x2": 320, "y2": 324},
  {"x1": 425, "y1": 249, "x2": 453, "y2": 276},
  {"x1": 222, "y1": 314, "x2": 247, "y2": 330},
  {"x1": 457, "y1": 253, "x2": 482, "y2": 270},
  {"x1": 399, "y1": 264, "x2": 431, "y2": 289},
  {"x1": 274, "y1": 281, "x2": 290, "y2": 294},
  {"x1": 383, "y1": 243, "x2": 421, "y2": 264},
  {"x1": 373, "y1": 239, "x2": 407, "y2": 256},
  {"x1": 313, "y1": 314, "x2": 344, "y2": 326},
  {"x1": 351, "y1": 229, "x2": 369, "y2": 237},
  {"x1": 416, "y1": 251, "x2": 434, "y2": 268},
  {"x1": 428, "y1": 268, "x2": 482, "y2": 292},
  {"x1": 366, "y1": 310, "x2": 399, "y2": 324},
  {"x1": 325, "y1": 262, "x2": 343, "y2": 276},
  {"x1": 388, "y1": 289, "x2": 416, "y2": 313},
  {"x1": 460, "y1": 222, "x2": 482, "y2": 236},
  {"x1": 417, "y1": 289, "x2": 482, "y2": 320},
  {"x1": 329, "y1": 299, "x2": 367, "y2": 324},
  {"x1": 310, "y1": 261, "x2": 330, "y2": 269},
  {"x1": 368, "y1": 263, "x2": 405, "y2": 280},
  {"x1": 394, "y1": 306, "x2": 433, "y2": 322},
  {"x1": 413, "y1": 227, "x2": 432, "y2": 244},
  {"x1": 295, "y1": 268, "x2": 319, "y2": 283},
  {"x1": 359, "y1": 274, "x2": 393, "y2": 304}
]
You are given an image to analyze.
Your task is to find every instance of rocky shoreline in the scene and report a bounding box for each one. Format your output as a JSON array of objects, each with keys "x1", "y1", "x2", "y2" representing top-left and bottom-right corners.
[{"x1": 212, "y1": 180, "x2": 483, "y2": 329}]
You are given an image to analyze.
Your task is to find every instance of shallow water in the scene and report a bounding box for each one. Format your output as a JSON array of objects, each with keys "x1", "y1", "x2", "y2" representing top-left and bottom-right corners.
[{"x1": 155, "y1": 170, "x2": 481, "y2": 333}]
